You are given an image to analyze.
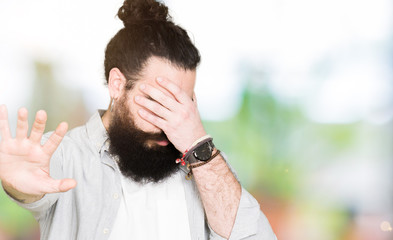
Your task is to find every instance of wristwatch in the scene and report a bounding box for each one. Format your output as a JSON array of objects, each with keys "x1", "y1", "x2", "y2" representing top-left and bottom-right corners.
[{"x1": 187, "y1": 140, "x2": 215, "y2": 164}]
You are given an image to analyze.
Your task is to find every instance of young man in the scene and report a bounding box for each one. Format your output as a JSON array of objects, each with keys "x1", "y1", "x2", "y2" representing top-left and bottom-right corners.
[{"x1": 0, "y1": 1, "x2": 276, "y2": 239}]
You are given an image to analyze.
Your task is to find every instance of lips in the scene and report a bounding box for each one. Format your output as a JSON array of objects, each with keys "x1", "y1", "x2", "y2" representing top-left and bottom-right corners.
[{"x1": 156, "y1": 140, "x2": 169, "y2": 146}]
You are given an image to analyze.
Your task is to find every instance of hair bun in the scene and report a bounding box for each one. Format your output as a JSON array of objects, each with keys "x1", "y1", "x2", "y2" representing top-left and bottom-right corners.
[{"x1": 118, "y1": 0, "x2": 170, "y2": 27}]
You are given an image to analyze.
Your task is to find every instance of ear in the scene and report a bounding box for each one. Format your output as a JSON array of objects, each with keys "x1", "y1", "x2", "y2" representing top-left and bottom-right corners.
[{"x1": 108, "y1": 68, "x2": 127, "y2": 100}]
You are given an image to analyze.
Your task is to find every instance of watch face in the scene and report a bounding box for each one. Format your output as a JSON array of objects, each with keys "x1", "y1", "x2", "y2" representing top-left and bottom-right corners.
[{"x1": 193, "y1": 141, "x2": 213, "y2": 161}]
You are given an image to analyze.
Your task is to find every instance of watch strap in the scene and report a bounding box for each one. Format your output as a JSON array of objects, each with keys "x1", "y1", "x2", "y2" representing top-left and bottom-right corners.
[
  {"x1": 184, "y1": 137, "x2": 213, "y2": 164},
  {"x1": 186, "y1": 149, "x2": 221, "y2": 180},
  {"x1": 175, "y1": 135, "x2": 214, "y2": 166},
  {"x1": 186, "y1": 152, "x2": 199, "y2": 164}
]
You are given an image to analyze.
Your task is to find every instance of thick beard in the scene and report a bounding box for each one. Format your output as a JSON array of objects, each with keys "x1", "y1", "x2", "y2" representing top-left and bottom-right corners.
[{"x1": 108, "y1": 97, "x2": 181, "y2": 184}]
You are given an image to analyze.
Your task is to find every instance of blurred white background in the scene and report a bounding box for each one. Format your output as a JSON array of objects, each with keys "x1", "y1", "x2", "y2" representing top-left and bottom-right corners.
[{"x1": 0, "y1": 0, "x2": 392, "y2": 239}]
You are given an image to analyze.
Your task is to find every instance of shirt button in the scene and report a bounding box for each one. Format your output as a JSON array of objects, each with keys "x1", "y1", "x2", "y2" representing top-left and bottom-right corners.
[
  {"x1": 103, "y1": 228, "x2": 109, "y2": 234},
  {"x1": 113, "y1": 193, "x2": 119, "y2": 199}
]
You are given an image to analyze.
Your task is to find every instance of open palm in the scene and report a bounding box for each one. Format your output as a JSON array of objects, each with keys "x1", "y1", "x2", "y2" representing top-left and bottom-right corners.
[{"x1": 0, "y1": 105, "x2": 76, "y2": 200}]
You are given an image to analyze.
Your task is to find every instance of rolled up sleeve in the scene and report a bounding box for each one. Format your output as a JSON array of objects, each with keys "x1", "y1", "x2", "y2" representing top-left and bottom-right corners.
[
  {"x1": 208, "y1": 188, "x2": 276, "y2": 240},
  {"x1": 4, "y1": 191, "x2": 60, "y2": 219}
]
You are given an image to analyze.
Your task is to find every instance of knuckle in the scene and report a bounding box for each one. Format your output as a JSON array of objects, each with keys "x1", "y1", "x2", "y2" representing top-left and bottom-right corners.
[
  {"x1": 38, "y1": 117, "x2": 47, "y2": 124},
  {"x1": 147, "y1": 113, "x2": 156, "y2": 122},
  {"x1": 48, "y1": 138, "x2": 57, "y2": 146},
  {"x1": 50, "y1": 135, "x2": 61, "y2": 145},
  {"x1": 34, "y1": 122, "x2": 45, "y2": 130}
]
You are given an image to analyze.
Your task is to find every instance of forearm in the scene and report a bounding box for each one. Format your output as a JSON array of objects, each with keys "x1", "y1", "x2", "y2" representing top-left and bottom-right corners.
[
  {"x1": 192, "y1": 151, "x2": 241, "y2": 239},
  {"x1": 1, "y1": 181, "x2": 44, "y2": 204}
]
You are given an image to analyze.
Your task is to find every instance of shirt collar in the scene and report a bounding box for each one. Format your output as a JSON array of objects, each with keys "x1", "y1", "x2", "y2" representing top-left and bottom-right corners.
[{"x1": 86, "y1": 110, "x2": 110, "y2": 154}]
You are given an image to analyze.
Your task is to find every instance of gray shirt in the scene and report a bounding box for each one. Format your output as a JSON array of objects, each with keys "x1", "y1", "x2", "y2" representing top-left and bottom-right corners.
[{"x1": 7, "y1": 111, "x2": 276, "y2": 240}]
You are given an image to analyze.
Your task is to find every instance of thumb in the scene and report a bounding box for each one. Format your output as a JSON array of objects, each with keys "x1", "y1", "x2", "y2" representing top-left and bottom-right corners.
[
  {"x1": 44, "y1": 178, "x2": 77, "y2": 194},
  {"x1": 58, "y1": 178, "x2": 77, "y2": 192}
]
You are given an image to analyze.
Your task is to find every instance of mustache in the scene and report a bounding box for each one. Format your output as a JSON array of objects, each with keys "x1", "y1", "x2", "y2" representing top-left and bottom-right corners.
[
  {"x1": 147, "y1": 132, "x2": 168, "y2": 142},
  {"x1": 131, "y1": 127, "x2": 168, "y2": 142}
]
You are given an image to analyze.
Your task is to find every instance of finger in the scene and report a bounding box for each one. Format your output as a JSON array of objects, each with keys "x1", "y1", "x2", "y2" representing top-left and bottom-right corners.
[
  {"x1": 30, "y1": 110, "x2": 47, "y2": 143},
  {"x1": 15, "y1": 108, "x2": 29, "y2": 140},
  {"x1": 43, "y1": 122, "x2": 68, "y2": 156},
  {"x1": 139, "y1": 83, "x2": 177, "y2": 110},
  {"x1": 42, "y1": 178, "x2": 77, "y2": 194},
  {"x1": 135, "y1": 95, "x2": 172, "y2": 120},
  {"x1": 0, "y1": 105, "x2": 12, "y2": 140},
  {"x1": 58, "y1": 178, "x2": 77, "y2": 192},
  {"x1": 156, "y1": 77, "x2": 191, "y2": 103},
  {"x1": 138, "y1": 108, "x2": 167, "y2": 131}
]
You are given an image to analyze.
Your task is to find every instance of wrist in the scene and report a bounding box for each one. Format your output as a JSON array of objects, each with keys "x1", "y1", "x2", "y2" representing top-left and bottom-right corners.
[
  {"x1": 189, "y1": 148, "x2": 219, "y2": 166},
  {"x1": 175, "y1": 134, "x2": 213, "y2": 166},
  {"x1": 186, "y1": 138, "x2": 215, "y2": 164},
  {"x1": 2, "y1": 181, "x2": 44, "y2": 203},
  {"x1": 181, "y1": 129, "x2": 207, "y2": 153},
  {"x1": 185, "y1": 149, "x2": 221, "y2": 180}
]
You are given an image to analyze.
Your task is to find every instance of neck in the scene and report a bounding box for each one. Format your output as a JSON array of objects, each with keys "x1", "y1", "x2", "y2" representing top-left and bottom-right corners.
[{"x1": 102, "y1": 109, "x2": 112, "y2": 131}]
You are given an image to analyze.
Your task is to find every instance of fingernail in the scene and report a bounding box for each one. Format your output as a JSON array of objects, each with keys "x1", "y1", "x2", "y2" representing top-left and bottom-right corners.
[
  {"x1": 140, "y1": 84, "x2": 146, "y2": 90},
  {"x1": 157, "y1": 77, "x2": 163, "y2": 83},
  {"x1": 135, "y1": 96, "x2": 141, "y2": 102}
]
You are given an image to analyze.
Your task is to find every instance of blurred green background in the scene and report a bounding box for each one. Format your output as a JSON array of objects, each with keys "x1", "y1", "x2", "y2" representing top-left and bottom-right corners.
[{"x1": 0, "y1": 0, "x2": 392, "y2": 239}]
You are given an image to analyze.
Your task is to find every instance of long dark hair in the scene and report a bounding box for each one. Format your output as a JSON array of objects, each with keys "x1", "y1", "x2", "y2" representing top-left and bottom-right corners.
[{"x1": 104, "y1": 0, "x2": 201, "y2": 89}]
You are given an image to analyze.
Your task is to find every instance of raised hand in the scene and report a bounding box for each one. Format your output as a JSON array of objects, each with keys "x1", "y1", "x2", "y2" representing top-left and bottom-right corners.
[
  {"x1": 134, "y1": 77, "x2": 207, "y2": 153},
  {"x1": 135, "y1": 78, "x2": 242, "y2": 238},
  {"x1": 0, "y1": 105, "x2": 76, "y2": 203}
]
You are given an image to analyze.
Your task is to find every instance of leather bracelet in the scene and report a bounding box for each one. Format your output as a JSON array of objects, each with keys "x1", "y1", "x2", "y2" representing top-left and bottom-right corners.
[
  {"x1": 176, "y1": 136, "x2": 213, "y2": 166},
  {"x1": 185, "y1": 149, "x2": 221, "y2": 180},
  {"x1": 184, "y1": 137, "x2": 213, "y2": 162}
]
